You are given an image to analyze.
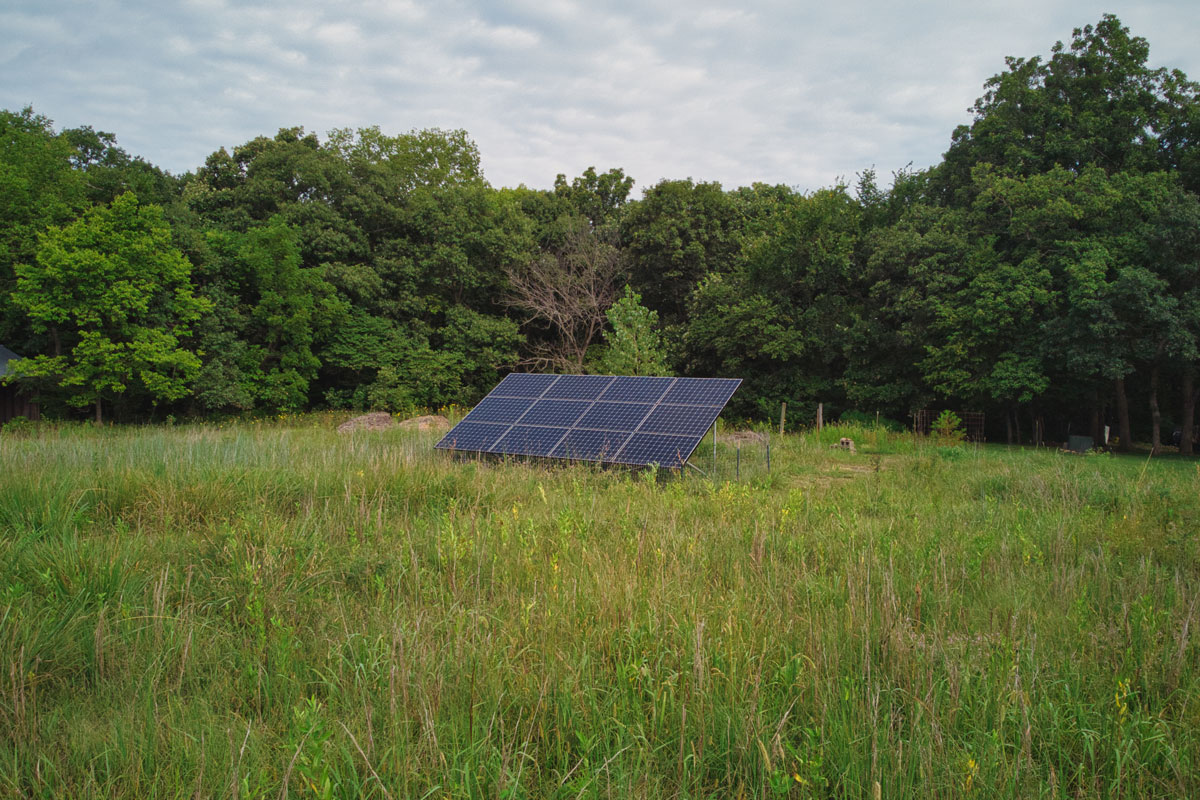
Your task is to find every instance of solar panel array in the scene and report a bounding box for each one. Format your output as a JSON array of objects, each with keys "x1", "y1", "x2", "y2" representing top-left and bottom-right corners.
[{"x1": 435, "y1": 374, "x2": 741, "y2": 468}]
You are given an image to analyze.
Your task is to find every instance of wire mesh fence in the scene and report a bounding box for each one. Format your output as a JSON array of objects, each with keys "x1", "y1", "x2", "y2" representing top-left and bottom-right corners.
[{"x1": 912, "y1": 410, "x2": 986, "y2": 442}]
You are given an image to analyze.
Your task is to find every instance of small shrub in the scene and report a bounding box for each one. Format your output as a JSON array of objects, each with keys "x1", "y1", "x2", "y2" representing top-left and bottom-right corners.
[
  {"x1": 1, "y1": 415, "x2": 36, "y2": 437},
  {"x1": 932, "y1": 410, "x2": 965, "y2": 443}
]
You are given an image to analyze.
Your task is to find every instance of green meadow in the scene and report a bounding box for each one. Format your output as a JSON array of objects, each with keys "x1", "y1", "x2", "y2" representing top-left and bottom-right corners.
[{"x1": 1, "y1": 419, "x2": 1198, "y2": 798}]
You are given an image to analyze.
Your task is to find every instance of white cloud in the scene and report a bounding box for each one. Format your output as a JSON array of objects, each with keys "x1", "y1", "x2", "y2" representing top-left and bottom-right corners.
[
  {"x1": 476, "y1": 22, "x2": 540, "y2": 49},
  {"x1": 312, "y1": 21, "x2": 362, "y2": 48},
  {"x1": 0, "y1": 0, "x2": 1197, "y2": 190}
]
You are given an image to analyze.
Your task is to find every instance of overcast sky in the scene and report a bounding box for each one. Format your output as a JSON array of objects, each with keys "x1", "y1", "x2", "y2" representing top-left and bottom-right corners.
[{"x1": 3, "y1": 1, "x2": 1197, "y2": 194}]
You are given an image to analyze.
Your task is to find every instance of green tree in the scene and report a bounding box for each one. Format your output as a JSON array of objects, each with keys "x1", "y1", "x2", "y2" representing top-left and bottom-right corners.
[
  {"x1": 845, "y1": 192, "x2": 951, "y2": 416},
  {"x1": 593, "y1": 286, "x2": 670, "y2": 376},
  {"x1": 937, "y1": 15, "x2": 1198, "y2": 200},
  {"x1": 238, "y1": 221, "x2": 344, "y2": 410},
  {"x1": 196, "y1": 220, "x2": 345, "y2": 412},
  {"x1": 326, "y1": 125, "x2": 483, "y2": 197},
  {"x1": 682, "y1": 272, "x2": 806, "y2": 418},
  {"x1": 62, "y1": 124, "x2": 180, "y2": 207},
  {"x1": 358, "y1": 182, "x2": 528, "y2": 401},
  {"x1": 187, "y1": 127, "x2": 366, "y2": 268},
  {"x1": 187, "y1": 125, "x2": 522, "y2": 411},
  {"x1": 9, "y1": 192, "x2": 208, "y2": 422},
  {"x1": 907, "y1": 16, "x2": 1200, "y2": 443},
  {"x1": 622, "y1": 178, "x2": 745, "y2": 324},
  {"x1": 907, "y1": 165, "x2": 1200, "y2": 446},
  {"x1": 553, "y1": 166, "x2": 635, "y2": 229},
  {"x1": 0, "y1": 107, "x2": 85, "y2": 349}
]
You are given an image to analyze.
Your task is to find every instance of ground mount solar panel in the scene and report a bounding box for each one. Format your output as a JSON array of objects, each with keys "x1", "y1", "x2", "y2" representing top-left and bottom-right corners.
[{"x1": 435, "y1": 374, "x2": 741, "y2": 469}]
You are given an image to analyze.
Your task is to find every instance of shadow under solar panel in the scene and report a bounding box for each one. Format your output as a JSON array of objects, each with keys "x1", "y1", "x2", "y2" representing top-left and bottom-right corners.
[{"x1": 435, "y1": 373, "x2": 740, "y2": 468}]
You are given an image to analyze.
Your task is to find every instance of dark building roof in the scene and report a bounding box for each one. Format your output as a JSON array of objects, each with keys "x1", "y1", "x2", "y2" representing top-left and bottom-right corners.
[{"x1": 0, "y1": 345, "x2": 21, "y2": 378}]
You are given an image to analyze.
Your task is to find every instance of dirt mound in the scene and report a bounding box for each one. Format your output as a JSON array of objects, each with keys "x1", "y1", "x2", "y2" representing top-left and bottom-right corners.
[{"x1": 397, "y1": 414, "x2": 451, "y2": 432}]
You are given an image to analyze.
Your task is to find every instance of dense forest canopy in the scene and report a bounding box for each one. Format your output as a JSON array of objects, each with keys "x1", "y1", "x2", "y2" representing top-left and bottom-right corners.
[{"x1": 2, "y1": 15, "x2": 1199, "y2": 449}]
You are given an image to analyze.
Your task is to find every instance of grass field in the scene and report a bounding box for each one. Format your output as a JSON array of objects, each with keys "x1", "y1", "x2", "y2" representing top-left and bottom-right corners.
[{"x1": 1, "y1": 418, "x2": 1198, "y2": 798}]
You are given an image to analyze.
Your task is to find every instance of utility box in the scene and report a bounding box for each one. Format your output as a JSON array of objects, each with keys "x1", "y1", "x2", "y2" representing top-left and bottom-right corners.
[{"x1": 1066, "y1": 435, "x2": 1094, "y2": 453}]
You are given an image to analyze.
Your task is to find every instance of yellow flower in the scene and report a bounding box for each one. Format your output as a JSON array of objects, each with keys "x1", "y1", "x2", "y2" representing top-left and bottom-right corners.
[{"x1": 1115, "y1": 679, "x2": 1130, "y2": 724}]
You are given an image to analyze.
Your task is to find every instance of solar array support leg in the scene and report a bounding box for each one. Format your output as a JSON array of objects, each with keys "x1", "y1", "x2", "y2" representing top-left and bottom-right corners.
[{"x1": 712, "y1": 421, "x2": 717, "y2": 474}]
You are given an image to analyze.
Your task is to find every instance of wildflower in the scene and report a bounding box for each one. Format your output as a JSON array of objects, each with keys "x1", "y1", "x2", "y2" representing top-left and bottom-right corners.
[{"x1": 1115, "y1": 678, "x2": 1129, "y2": 725}]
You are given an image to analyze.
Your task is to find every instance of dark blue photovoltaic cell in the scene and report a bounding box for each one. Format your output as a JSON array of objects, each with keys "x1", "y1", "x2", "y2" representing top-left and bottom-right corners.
[
  {"x1": 436, "y1": 373, "x2": 740, "y2": 467},
  {"x1": 662, "y1": 378, "x2": 740, "y2": 406},
  {"x1": 600, "y1": 376, "x2": 674, "y2": 403},
  {"x1": 552, "y1": 429, "x2": 629, "y2": 460},
  {"x1": 492, "y1": 425, "x2": 568, "y2": 456},
  {"x1": 463, "y1": 396, "x2": 534, "y2": 424},
  {"x1": 616, "y1": 433, "x2": 695, "y2": 467},
  {"x1": 543, "y1": 374, "x2": 614, "y2": 400},
  {"x1": 436, "y1": 421, "x2": 509, "y2": 451},
  {"x1": 639, "y1": 405, "x2": 718, "y2": 437},
  {"x1": 492, "y1": 373, "x2": 560, "y2": 398},
  {"x1": 522, "y1": 398, "x2": 590, "y2": 427},
  {"x1": 576, "y1": 402, "x2": 653, "y2": 431}
]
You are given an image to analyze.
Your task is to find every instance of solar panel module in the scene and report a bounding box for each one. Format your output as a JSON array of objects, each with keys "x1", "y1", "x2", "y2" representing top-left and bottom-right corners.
[{"x1": 435, "y1": 374, "x2": 741, "y2": 469}]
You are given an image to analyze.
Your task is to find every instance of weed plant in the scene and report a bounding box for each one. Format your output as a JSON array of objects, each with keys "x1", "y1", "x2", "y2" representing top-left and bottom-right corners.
[{"x1": 1, "y1": 420, "x2": 1198, "y2": 797}]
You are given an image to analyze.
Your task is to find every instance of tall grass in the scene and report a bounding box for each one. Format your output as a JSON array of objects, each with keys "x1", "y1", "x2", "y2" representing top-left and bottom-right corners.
[{"x1": 1, "y1": 420, "x2": 1198, "y2": 797}]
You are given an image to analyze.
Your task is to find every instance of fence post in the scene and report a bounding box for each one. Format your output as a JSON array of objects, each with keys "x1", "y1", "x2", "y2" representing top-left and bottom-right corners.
[
  {"x1": 780, "y1": 402, "x2": 787, "y2": 436},
  {"x1": 817, "y1": 403, "x2": 823, "y2": 433}
]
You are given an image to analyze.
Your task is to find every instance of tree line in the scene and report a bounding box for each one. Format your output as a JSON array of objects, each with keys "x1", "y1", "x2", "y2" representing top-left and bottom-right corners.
[{"x1": 2, "y1": 15, "x2": 1199, "y2": 450}]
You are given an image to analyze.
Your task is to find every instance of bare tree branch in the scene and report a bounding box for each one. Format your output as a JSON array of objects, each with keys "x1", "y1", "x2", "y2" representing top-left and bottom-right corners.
[{"x1": 506, "y1": 222, "x2": 624, "y2": 373}]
